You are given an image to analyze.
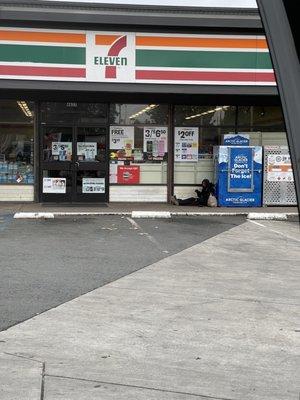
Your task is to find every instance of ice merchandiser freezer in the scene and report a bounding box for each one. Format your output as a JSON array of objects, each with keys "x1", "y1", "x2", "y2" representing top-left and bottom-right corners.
[{"x1": 214, "y1": 146, "x2": 263, "y2": 207}]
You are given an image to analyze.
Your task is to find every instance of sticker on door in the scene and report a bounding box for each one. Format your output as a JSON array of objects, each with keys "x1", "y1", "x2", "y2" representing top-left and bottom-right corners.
[{"x1": 82, "y1": 178, "x2": 105, "y2": 193}]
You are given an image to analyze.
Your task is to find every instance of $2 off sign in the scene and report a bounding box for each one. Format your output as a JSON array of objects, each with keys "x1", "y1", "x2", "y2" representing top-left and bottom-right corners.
[{"x1": 174, "y1": 127, "x2": 199, "y2": 162}]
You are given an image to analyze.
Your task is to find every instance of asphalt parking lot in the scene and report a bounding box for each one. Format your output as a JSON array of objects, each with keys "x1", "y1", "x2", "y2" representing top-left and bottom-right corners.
[
  {"x1": 0, "y1": 214, "x2": 299, "y2": 399},
  {"x1": 0, "y1": 214, "x2": 245, "y2": 331}
]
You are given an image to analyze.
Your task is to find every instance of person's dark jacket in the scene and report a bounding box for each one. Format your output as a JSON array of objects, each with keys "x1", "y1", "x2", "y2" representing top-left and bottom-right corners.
[{"x1": 195, "y1": 183, "x2": 215, "y2": 206}]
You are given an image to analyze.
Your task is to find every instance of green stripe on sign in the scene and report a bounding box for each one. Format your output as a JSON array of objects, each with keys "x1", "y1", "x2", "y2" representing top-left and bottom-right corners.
[
  {"x1": 136, "y1": 50, "x2": 273, "y2": 69},
  {"x1": 0, "y1": 44, "x2": 85, "y2": 65}
]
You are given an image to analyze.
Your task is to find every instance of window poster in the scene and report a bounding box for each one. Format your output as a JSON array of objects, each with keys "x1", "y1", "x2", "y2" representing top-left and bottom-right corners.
[
  {"x1": 110, "y1": 126, "x2": 135, "y2": 150},
  {"x1": 143, "y1": 127, "x2": 168, "y2": 160},
  {"x1": 174, "y1": 127, "x2": 199, "y2": 162},
  {"x1": 117, "y1": 165, "x2": 140, "y2": 184},
  {"x1": 51, "y1": 142, "x2": 72, "y2": 161},
  {"x1": 267, "y1": 154, "x2": 294, "y2": 182},
  {"x1": 228, "y1": 147, "x2": 254, "y2": 191},
  {"x1": 109, "y1": 161, "x2": 119, "y2": 183},
  {"x1": 82, "y1": 177, "x2": 105, "y2": 193},
  {"x1": 133, "y1": 148, "x2": 143, "y2": 161},
  {"x1": 77, "y1": 142, "x2": 97, "y2": 161},
  {"x1": 43, "y1": 177, "x2": 66, "y2": 193}
]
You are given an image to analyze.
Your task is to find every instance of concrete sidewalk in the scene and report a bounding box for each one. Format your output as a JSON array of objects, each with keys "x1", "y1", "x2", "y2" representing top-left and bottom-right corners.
[
  {"x1": 0, "y1": 201, "x2": 298, "y2": 217},
  {"x1": 0, "y1": 219, "x2": 299, "y2": 399}
]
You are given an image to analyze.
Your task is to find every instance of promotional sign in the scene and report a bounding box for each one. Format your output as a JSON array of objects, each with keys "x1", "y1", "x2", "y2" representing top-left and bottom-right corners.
[
  {"x1": 174, "y1": 127, "x2": 199, "y2": 162},
  {"x1": 267, "y1": 154, "x2": 294, "y2": 182},
  {"x1": 228, "y1": 147, "x2": 254, "y2": 191},
  {"x1": 215, "y1": 145, "x2": 262, "y2": 207},
  {"x1": 109, "y1": 161, "x2": 119, "y2": 184},
  {"x1": 224, "y1": 133, "x2": 250, "y2": 146},
  {"x1": 133, "y1": 149, "x2": 143, "y2": 161},
  {"x1": 110, "y1": 126, "x2": 135, "y2": 150},
  {"x1": 143, "y1": 127, "x2": 168, "y2": 160},
  {"x1": 117, "y1": 165, "x2": 140, "y2": 184},
  {"x1": 77, "y1": 142, "x2": 97, "y2": 160},
  {"x1": 43, "y1": 177, "x2": 66, "y2": 193},
  {"x1": 82, "y1": 177, "x2": 105, "y2": 193},
  {"x1": 51, "y1": 142, "x2": 72, "y2": 161}
]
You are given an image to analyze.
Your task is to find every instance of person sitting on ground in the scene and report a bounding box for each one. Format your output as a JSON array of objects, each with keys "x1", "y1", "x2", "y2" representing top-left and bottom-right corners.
[{"x1": 170, "y1": 179, "x2": 215, "y2": 206}]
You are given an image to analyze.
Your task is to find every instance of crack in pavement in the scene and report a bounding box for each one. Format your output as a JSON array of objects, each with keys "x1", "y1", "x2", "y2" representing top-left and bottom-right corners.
[
  {"x1": 44, "y1": 373, "x2": 237, "y2": 400},
  {"x1": 3, "y1": 351, "x2": 44, "y2": 364}
]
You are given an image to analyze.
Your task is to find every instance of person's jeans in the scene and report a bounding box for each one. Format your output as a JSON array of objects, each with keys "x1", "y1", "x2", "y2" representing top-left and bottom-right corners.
[
  {"x1": 178, "y1": 197, "x2": 198, "y2": 206},
  {"x1": 177, "y1": 196, "x2": 207, "y2": 206}
]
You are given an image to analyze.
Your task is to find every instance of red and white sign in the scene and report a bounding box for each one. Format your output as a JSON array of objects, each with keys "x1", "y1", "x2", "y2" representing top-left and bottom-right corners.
[
  {"x1": 87, "y1": 32, "x2": 136, "y2": 83},
  {"x1": 0, "y1": 27, "x2": 275, "y2": 86},
  {"x1": 117, "y1": 165, "x2": 140, "y2": 184},
  {"x1": 267, "y1": 154, "x2": 294, "y2": 182}
]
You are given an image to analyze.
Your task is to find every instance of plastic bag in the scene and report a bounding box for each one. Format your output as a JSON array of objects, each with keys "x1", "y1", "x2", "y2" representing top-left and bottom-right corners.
[{"x1": 207, "y1": 194, "x2": 218, "y2": 207}]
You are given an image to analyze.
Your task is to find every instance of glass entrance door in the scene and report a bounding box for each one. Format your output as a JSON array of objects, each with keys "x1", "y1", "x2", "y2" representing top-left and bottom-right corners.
[
  {"x1": 74, "y1": 127, "x2": 107, "y2": 202},
  {"x1": 40, "y1": 125, "x2": 108, "y2": 203}
]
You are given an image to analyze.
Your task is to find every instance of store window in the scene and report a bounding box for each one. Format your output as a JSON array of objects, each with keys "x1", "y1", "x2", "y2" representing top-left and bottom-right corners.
[
  {"x1": 174, "y1": 105, "x2": 287, "y2": 185},
  {"x1": 109, "y1": 104, "x2": 168, "y2": 185},
  {"x1": 174, "y1": 105, "x2": 236, "y2": 185},
  {"x1": 41, "y1": 102, "x2": 107, "y2": 125},
  {"x1": 110, "y1": 104, "x2": 168, "y2": 125},
  {"x1": 175, "y1": 105, "x2": 236, "y2": 127},
  {"x1": 0, "y1": 100, "x2": 34, "y2": 185},
  {"x1": 237, "y1": 106, "x2": 285, "y2": 130},
  {"x1": 236, "y1": 106, "x2": 287, "y2": 146}
]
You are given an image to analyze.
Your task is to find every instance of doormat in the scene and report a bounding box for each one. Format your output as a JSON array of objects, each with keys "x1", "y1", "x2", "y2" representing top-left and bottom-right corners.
[{"x1": 41, "y1": 203, "x2": 108, "y2": 207}]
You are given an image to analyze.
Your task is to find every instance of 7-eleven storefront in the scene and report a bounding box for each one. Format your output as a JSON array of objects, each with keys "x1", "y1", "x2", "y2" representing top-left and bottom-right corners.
[{"x1": 0, "y1": 25, "x2": 287, "y2": 204}]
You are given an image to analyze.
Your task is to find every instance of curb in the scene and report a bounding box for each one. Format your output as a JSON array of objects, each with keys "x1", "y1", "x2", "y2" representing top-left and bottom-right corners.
[
  {"x1": 13, "y1": 211, "x2": 298, "y2": 220},
  {"x1": 13, "y1": 211, "x2": 130, "y2": 219},
  {"x1": 171, "y1": 211, "x2": 246, "y2": 216},
  {"x1": 131, "y1": 211, "x2": 171, "y2": 218},
  {"x1": 14, "y1": 212, "x2": 55, "y2": 219},
  {"x1": 247, "y1": 212, "x2": 289, "y2": 221}
]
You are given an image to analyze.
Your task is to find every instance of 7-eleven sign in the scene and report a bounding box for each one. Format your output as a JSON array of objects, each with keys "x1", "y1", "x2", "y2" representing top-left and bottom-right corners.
[{"x1": 87, "y1": 32, "x2": 135, "y2": 82}]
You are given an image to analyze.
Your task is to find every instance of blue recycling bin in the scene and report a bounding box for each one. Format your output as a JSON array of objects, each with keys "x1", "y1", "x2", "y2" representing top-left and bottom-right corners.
[{"x1": 214, "y1": 145, "x2": 263, "y2": 207}]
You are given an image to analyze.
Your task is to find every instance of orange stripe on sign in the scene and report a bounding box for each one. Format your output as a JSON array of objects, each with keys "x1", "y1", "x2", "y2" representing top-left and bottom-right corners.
[
  {"x1": 0, "y1": 30, "x2": 86, "y2": 44},
  {"x1": 136, "y1": 36, "x2": 268, "y2": 49},
  {"x1": 95, "y1": 35, "x2": 121, "y2": 46}
]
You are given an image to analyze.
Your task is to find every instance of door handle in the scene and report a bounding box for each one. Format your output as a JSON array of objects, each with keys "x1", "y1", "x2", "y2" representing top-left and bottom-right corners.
[{"x1": 75, "y1": 161, "x2": 79, "y2": 168}]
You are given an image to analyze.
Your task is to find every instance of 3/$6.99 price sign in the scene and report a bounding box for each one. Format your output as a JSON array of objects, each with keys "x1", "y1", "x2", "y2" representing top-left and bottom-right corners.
[
  {"x1": 174, "y1": 127, "x2": 199, "y2": 162},
  {"x1": 143, "y1": 127, "x2": 168, "y2": 155}
]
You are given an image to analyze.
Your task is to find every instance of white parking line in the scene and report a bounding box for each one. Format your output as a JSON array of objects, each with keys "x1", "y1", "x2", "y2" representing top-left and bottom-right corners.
[
  {"x1": 248, "y1": 220, "x2": 300, "y2": 243},
  {"x1": 248, "y1": 220, "x2": 266, "y2": 228},
  {"x1": 126, "y1": 217, "x2": 169, "y2": 253},
  {"x1": 126, "y1": 217, "x2": 141, "y2": 230}
]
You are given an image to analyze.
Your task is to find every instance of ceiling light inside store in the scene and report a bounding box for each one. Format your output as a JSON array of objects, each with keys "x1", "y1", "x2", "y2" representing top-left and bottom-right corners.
[
  {"x1": 185, "y1": 106, "x2": 230, "y2": 120},
  {"x1": 17, "y1": 101, "x2": 33, "y2": 118},
  {"x1": 129, "y1": 104, "x2": 158, "y2": 119}
]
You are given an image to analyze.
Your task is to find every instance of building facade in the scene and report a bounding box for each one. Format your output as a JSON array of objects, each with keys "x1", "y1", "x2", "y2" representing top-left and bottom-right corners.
[{"x1": 0, "y1": 1, "x2": 290, "y2": 203}]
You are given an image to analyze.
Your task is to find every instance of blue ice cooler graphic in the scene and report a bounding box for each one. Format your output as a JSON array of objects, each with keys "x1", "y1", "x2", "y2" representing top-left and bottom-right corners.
[{"x1": 214, "y1": 146, "x2": 263, "y2": 207}]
